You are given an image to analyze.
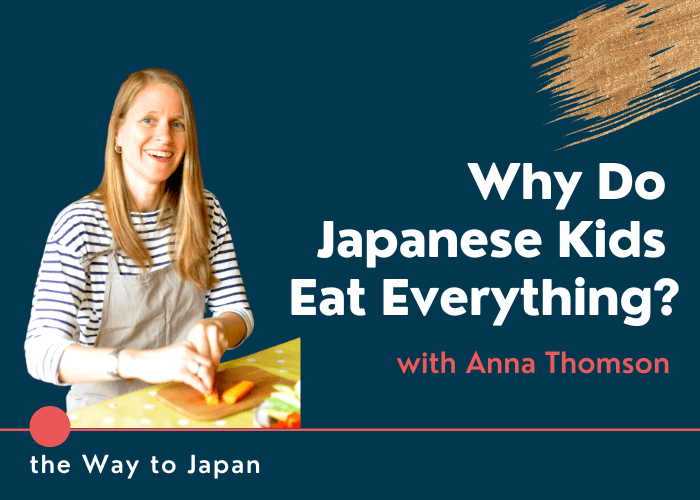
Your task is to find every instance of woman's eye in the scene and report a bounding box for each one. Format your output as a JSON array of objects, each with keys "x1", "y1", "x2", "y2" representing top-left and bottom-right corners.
[
  {"x1": 142, "y1": 118, "x2": 154, "y2": 124},
  {"x1": 172, "y1": 122, "x2": 184, "y2": 129}
]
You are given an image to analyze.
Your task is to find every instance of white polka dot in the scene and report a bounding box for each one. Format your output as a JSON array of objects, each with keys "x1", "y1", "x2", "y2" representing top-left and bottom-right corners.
[
  {"x1": 109, "y1": 403, "x2": 119, "y2": 409},
  {"x1": 275, "y1": 350, "x2": 283, "y2": 353},
  {"x1": 148, "y1": 391, "x2": 157, "y2": 396},
  {"x1": 144, "y1": 404, "x2": 155, "y2": 410},
  {"x1": 103, "y1": 417, "x2": 115, "y2": 424},
  {"x1": 247, "y1": 358, "x2": 256, "y2": 362},
  {"x1": 215, "y1": 420, "x2": 226, "y2": 426},
  {"x1": 177, "y1": 420, "x2": 190, "y2": 426},
  {"x1": 277, "y1": 359, "x2": 286, "y2": 363},
  {"x1": 280, "y1": 369, "x2": 289, "y2": 373},
  {"x1": 68, "y1": 413, "x2": 78, "y2": 421},
  {"x1": 140, "y1": 418, "x2": 152, "y2": 425}
]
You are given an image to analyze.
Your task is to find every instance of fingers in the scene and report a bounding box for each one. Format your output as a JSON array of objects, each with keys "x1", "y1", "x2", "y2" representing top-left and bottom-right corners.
[
  {"x1": 180, "y1": 369, "x2": 210, "y2": 395},
  {"x1": 188, "y1": 328, "x2": 212, "y2": 366},
  {"x1": 208, "y1": 329, "x2": 226, "y2": 368},
  {"x1": 188, "y1": 321, "x2": 227, "y2": 367},
  {"x1": 184, "y1": 320, "x2": 232, "y2": 393},
  {"x1": 177, "y1": 344, "x2": 215, "y2": 394},
  {"x1": 185, "y1": 360, "x2": 200, "y2": 375}
]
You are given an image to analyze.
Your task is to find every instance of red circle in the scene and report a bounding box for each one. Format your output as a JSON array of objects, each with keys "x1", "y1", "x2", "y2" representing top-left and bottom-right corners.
[{"x1": 30, "y1": 406, "x2": 71, "y2": 447}]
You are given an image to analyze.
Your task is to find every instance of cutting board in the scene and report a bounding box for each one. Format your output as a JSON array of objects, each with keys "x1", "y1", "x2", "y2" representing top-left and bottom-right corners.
[{"x1": 156, "y1": 366, "x2": 295, "y2": 421}]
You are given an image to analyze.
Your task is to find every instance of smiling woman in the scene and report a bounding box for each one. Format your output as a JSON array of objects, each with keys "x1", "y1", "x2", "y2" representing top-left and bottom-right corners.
[{"x1": 25, "y1": 69, "x2": 254, "y2": 412}]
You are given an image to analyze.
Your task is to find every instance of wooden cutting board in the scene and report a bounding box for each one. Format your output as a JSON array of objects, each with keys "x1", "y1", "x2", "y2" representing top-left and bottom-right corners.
[{"x1": 156, "y1": 366, "x2": 295, "y2": 421}]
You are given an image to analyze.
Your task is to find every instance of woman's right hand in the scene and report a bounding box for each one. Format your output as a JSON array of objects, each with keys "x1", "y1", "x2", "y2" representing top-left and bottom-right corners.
[{"x1": 119, "y1": 341, "x2": 214, "y2": 395}]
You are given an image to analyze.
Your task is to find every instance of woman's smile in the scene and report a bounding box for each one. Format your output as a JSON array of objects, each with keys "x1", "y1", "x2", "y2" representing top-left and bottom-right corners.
[{"x1": 144, "y1": 149, "x2": 176, "y2": 163}]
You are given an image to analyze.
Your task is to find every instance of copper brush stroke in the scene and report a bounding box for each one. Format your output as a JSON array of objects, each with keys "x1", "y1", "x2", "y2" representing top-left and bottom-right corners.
[{"x1": 531, "y1": 0, "x2": 700, "y2": 149}]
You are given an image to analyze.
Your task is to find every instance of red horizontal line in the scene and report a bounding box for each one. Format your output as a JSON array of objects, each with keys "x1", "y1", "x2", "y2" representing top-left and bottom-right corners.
[{"x1": 4, "y1": 428, "x2": 700, "y2": 432}]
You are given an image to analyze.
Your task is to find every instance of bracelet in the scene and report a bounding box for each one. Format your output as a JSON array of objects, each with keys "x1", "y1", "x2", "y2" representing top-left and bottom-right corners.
[{"x1": 107, "y1": 348, "x2": 125, "y2": 380}]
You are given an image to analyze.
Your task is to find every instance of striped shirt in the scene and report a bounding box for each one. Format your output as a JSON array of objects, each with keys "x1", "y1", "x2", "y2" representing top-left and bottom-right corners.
[{"x1": 25, "y1": 190, "x2": 253, "y2": 385}]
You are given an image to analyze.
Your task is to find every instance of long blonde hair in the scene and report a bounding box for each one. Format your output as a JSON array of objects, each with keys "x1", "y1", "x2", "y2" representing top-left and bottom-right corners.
[{"x1": 92, "y1": 68, "x2": 216, "y2": 291}]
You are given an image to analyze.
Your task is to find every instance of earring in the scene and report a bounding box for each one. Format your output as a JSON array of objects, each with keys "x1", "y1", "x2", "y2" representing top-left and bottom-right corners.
[{"x1": 115, "y1": 144, "x2": 122, "y2": 153}]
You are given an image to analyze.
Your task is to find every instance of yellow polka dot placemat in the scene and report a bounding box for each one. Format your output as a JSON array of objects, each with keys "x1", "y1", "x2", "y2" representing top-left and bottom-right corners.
[{"x1": 68, "y1": 338, "x2": 300, "y2": 428}]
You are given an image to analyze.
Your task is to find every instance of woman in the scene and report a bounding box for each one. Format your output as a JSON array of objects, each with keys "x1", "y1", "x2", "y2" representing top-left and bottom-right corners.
[{"x1": 25, "y1": 69, "x2": 253, "y2": 411}]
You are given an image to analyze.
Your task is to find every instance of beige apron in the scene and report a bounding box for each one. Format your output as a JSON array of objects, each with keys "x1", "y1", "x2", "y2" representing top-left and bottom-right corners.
[{"x1": 67, "y1": 246, "x2": 206, "y2": 411}]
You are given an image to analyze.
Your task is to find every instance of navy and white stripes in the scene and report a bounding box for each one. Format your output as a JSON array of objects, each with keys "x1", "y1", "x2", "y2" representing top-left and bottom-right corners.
[{"x1": 25, "y1": 191, "x2": 253, "y2": 385}]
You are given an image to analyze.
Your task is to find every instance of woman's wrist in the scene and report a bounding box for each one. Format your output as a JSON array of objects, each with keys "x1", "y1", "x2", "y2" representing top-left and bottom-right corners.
[
  {"x1": 216, "y1": 312, "x2": 247, "y2": 350},
  {"x1": 116, "y1": 349, "x2": 141, "y2": 380}
]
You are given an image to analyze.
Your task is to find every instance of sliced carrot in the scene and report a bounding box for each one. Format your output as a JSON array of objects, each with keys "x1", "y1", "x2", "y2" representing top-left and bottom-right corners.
[
  {"x1": 205, "y1": 392, "x2": 220, "y2": 405},
  {"x1": 222, "y1": 380, "x2": 254, "y2": 404},
  {"x1": 285, "y1": 413, "x2": 301, "y2": 428},
  {"x1": 266, "y1": 413, "x2": 301, "y2": 429}
]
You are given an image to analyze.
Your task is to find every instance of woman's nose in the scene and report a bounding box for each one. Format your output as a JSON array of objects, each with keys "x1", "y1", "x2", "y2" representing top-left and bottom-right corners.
[{"x1": 155, "y1": 122, "x2": 173, "y2": 142}]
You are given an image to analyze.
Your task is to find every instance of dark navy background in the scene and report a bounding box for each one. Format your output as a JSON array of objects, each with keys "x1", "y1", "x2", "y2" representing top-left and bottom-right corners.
[{"x1": 2, "y1": 0, "x2": 698, "y2": 496}]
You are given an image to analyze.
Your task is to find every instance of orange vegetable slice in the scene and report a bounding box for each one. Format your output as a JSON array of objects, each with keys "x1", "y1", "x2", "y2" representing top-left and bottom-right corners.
[
  {"x1": 267, "y1": 412, "x2": 301, "y2": 428},
  {"x1": 222, "y1": 380, "x2": 254, "y2": 404},
  {"x1": 285, "y1": 413, "x2": 301, "y2": 428}
]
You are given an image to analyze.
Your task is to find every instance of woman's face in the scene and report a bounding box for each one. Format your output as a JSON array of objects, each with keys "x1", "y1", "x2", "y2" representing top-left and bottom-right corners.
[{"x1": 115, "y1": 83, "x2": 187, "y2": 193}]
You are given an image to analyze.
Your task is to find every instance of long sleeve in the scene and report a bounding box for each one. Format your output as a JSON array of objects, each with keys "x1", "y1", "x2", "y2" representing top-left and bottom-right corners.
[
  {"x1": 25, "y1": 239, "x2": 85, "y2": 385},
  {"x1": 204, "y1": 193, "x2": 254, "y2": 342},
  {"x1": 25, "y1": 199, "x2": 110, "y2": 386}
]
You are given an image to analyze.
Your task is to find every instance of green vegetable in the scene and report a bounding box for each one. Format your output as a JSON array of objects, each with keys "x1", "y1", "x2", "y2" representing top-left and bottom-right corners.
[
  {"x1": 265, "y1": 397, "x2": 300, "y2": 414},
  {"x1": 259, "y1": 380, "x2": 301, "y2": 425},
  {"x1": 272, "y1": 385, "x2": 296, "y2": 398}
]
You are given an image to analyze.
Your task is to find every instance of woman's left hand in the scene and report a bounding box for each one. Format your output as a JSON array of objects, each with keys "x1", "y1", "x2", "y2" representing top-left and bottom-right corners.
[
  {"x1": 187, "y1": 318, "x2": 230, "y2": 373},
  {"x1": 186, "y1": 313, "x2": 248, "y2": 384}
]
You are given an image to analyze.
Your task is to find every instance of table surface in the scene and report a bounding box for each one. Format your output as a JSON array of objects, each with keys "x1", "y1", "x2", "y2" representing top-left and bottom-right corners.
[{"x1": 68, "y1": 338, "x2": 300, "y2": 428}]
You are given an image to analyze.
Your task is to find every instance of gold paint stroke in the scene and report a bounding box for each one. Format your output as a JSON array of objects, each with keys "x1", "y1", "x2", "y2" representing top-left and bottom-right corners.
[{"x1": 531, "y1": 0, "x2": 700, "y2": 149}]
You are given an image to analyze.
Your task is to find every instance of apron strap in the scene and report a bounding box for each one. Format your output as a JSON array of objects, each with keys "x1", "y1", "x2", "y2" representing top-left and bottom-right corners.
[
  {"x1": 78, "y1": 242, "x2": 119, "y2": 274},
  {"x1": 106, "y1": 245, "x2": 120, "y2": 277}
]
